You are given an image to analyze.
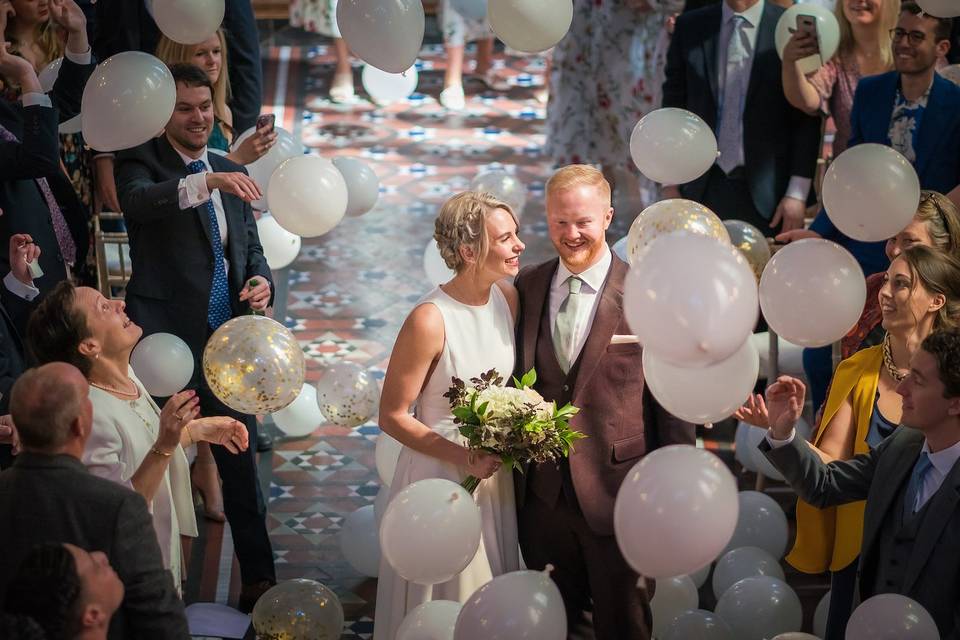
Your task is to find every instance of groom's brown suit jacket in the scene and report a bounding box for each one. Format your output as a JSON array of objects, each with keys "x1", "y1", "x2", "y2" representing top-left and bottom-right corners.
[{"x1": 514, "y1": 253, "x2": 696, "y2": 536}]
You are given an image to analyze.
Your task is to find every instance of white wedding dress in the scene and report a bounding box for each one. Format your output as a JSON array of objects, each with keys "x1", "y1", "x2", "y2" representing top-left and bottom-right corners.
[{"x1": 373, "y1": 285, "x2": 520, "y2": 639}]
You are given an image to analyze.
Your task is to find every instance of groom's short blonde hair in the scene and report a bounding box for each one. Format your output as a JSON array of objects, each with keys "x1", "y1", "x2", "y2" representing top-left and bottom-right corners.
[
  {"x1": 546, "y1": 165, "x2": 611, "y2": 205},
  {"x1": 434, "y1": 192, "x2": 517, "y2": 274}
]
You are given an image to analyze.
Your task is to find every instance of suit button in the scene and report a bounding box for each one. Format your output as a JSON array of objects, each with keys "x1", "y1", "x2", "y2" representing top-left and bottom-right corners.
[{"x1": 563, "y1": 384, "x2": 569, "y2": 392}]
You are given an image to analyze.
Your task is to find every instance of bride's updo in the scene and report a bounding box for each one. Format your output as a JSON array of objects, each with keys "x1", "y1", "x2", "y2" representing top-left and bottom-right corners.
[{"x1": 434, "y1": 191, "x2": 517, "y2": 273}]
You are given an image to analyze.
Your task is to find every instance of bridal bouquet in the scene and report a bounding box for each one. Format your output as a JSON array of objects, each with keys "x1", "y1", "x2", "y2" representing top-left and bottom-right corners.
[{"x1": 444, "y1": 368, "x2": 584, "y2": 493}]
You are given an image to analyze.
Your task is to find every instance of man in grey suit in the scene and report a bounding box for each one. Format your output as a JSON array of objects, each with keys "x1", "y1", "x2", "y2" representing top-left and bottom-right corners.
[
  {"x1": 0, "y1": 363, "x2": 188, "y2": 639},
  {"x1": 760, "y1": 329, "x2": 960, "y2": 639}
]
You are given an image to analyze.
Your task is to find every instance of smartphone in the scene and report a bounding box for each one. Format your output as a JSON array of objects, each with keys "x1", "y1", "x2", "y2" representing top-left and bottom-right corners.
[
  {"x1": 795, "y1": 14, "x2": 823, "y2": 74},
  {"x1": 256, "y1": 113, "x2": 276, "y2": 135}
]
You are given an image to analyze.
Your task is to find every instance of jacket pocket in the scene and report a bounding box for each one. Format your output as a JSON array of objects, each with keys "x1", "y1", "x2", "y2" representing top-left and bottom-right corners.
[{"x1": 612, "y1": 433, "x2": 646, "y2": 462}]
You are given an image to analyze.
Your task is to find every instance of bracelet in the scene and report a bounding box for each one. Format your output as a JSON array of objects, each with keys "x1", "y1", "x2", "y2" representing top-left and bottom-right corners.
[
  {"x1": 150, "y1": 446, "x2": 173, "y2": 457},
  {"x1": 185, "y1": 424, "x2": 195, "y2": 447}
]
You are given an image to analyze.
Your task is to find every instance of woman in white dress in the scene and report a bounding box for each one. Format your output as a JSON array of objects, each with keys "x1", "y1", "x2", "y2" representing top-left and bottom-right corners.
[
  {"x1": 374, "y1": 192, "x2": 526, "y2": 638},
  {"x1": 26, "y1": 283, "x2": 250, "y2": 590}
]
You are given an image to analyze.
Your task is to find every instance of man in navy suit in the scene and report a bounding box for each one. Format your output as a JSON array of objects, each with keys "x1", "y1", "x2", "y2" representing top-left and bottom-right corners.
[
  {"x1": 115, "y1": 63, "x2": 275, "y2": 612},
  {"x1": 662, "y1": 0, "x2": 821, "y2": 232}
]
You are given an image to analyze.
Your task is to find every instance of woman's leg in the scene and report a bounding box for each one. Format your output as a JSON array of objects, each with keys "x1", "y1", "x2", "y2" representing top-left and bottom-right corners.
[
  {"x1": 192, "y1": 442, "x2": 226, "y2": 522},
  {"x1": 330, "y1": 37, "x2": 355, "y2": 102}
]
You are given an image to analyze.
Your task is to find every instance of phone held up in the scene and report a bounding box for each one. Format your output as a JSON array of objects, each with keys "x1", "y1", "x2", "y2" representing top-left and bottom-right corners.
[
  {"x1": 795, "y1": 13, "x2": 823, "y2": 74},
  {"x1": 256, "y1": 113, "x2": 276, "y2": 135}
]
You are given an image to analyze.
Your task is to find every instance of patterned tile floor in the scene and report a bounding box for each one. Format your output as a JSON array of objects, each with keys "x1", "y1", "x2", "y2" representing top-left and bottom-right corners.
[{"x1": 185, "y1": 27, "x2": 825, "y2": 638}]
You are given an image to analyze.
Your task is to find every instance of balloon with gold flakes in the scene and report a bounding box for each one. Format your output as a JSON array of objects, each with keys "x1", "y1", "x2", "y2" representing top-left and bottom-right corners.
[
  {"x1": 724, "y1": 219, "x2": 772, "y2": 283},
  {"x1": 251, "y1": 579, "x2": 344, "y2": 640},
  {"x1": 627, "y1": 199, "x2": 730, "y2": 265},
  {"x1": 202, "y1": 315, "x2": 305, "y2": 415},
  {"x1": 315, "y1": 361, "x2": 380, "y2": 428}
]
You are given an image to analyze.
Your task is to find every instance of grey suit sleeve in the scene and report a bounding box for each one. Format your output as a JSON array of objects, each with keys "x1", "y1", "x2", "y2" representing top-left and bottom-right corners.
[
  {"x1": 115, "y1": 152, "x2": 185, "y2": 224},
  {"x1": 759, "y1": 433, "x2": 888, "y2": 509},
  {"x1": 110, "y1": 493, "x2": 189, "y2": 639}
]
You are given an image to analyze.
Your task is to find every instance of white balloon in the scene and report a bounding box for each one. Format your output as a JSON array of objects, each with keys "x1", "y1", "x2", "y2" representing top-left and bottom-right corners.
[
  {"x1": 624, "y1": 233, "x2": 759, "y2": 367},
  {"x1": 643, "y1": 338, "x2": 759, "y2": 425},
  {"x1": 772, "y1": 634, "x2": 822, "y2": 640},
  {"x1": 759, "y1": 239, "x2": 866, "y2": 348},
  {"x1": 612, "y1": 235, "x2": 628, "y2": 262},
  {"x1": 423, "y1": 239, "x2": 455, "y2": 287},
  {"x1": 652, "y1": 575, "x2": 699, "y2": 638},
  {"x1": 775, "y1": 4, "x2": 841, "y2": 74},
  {"x1": 361, "y1": 64, "x2": 419, "y2": 106},
  {"x1": 663, "y1": 609, "x2": 734, "y2": 640},
  {"x1": 39, "y1": 57, "x2": 63, "y2": 93},
  {"x1": 751, "y1": 331, "x2": 805, "y2": 378},
  {"x1": 689, "y1": 564, "x2": 711, "y2": 589},
  {"x1": 271, "y1": 384, "x2": 323, "y2": 438},
  {"x1": 627, "y1": 199, "x2": 730, "y2": 266},
  {"x1": 821, "y1": 144, "x2": 920, "y2": 242},
  {"x1": 340, "y1": 505, "x2": 381, "y2": 577},
  {"x1": 375, "y1": 432, "x2": 403, "y2": 486},
  {"x1": 454, "y1": 570, "x2": 567, "y2": 640},
  {"x1": 332, "y1": 156, "x2": 380, "y2": 217},
  {"x1": 814, "y1": 590, "x2": 830, "y2": 639},
  {"x1": 487, "y1": 0, "x2": 573, "y2": 53},
  {"x1": 630, "y1": 109, "x2": 718, "y2": 185},
  {"x1": 715, "y1": 576, "x2": 802, "y2": 640},
  {"x1": 917, "y1": 0, "x2": 960, "y2": 17},
  {"x1": 845, "y1": 594, "x2": 940, "y2": 640},
  {"x1": 470, "y1": 170, "x2": 527, "y2": 218},
  {"x1": 151, "y1": 0, "x2": 225, "y2": 44},
  {"x1": 268, "y1": 156, "x2": 348, "y2": 237},
  {"x1": 723, "y1": 491, "x2": 790, "y2": 559},
  {"x1": 374, "y1": 484, "x2": 391, "y2": 526},
  {"x1": 130, "y1": 333, "x2": 194, "y2": 397},
  {"x1": 380, "y1": 479, "x2": 482, "y2": 585},
  {"x1": 234, "y1": 126, "x2": 302, "y2": 210},
  {"x1": 256, "y1": 214, "x2": 301, "y2": 270},
  {"x1": 337, "y1": 0, "x2": 425, "y2": 73},
  {"x1": 315, "y1": 361, "x2": 380, "y2": 428},
  {"x1": 712, "y1": 546, "x2": 785, "y2": 601},
  {"x1": 81, "y1": 52, "x2": 176, "y2": 152},
  {"x1": 614, "y1": 445, "x2": 739, "y2": 578},
  {"x1": 398, "y1": 600, "x2": 461, "y2": 640},
  {"x1": 59, "y1": 115, "x2": 82, "y2": 135}
]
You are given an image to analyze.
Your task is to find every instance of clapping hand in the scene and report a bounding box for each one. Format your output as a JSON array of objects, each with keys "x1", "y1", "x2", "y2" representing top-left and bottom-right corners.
[
  {"x1": 734, "y1": 393, "x2": 770, "y2": 429},
  {"x1": 8, "y1": 234, "x2": 40, "y2": 286},
  {"x1": 190, "y1": 416, "x2": 249, "y2": 454},
  {"x1": 764, "y1": 376, "x2": 806, "y2": 439}
]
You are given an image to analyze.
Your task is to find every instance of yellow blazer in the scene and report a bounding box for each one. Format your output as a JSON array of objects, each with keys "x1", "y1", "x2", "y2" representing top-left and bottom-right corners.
[{"x1": 786, "y1": 345, "x2": 882, "y2": 574}]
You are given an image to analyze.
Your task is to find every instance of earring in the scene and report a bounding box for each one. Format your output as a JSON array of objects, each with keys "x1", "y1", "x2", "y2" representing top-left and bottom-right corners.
[{"x1": 95, "y1": 353, "x2": 100, "y2": 360}]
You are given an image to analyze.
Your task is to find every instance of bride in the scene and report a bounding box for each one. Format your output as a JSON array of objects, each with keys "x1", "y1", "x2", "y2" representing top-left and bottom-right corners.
[{"x1": 373, "y1": 191, "x2": 525, "y2": 637}]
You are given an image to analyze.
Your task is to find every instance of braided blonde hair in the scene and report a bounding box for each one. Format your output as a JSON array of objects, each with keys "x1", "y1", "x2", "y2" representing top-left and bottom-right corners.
[{"x1": 434, "y1": 192, "x2": 517, "y2": 274}]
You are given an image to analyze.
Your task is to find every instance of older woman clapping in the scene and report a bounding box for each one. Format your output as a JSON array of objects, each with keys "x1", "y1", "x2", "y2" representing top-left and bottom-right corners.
[{"x1": 26, "y1": 282, "x2": 248, "y2": 590}]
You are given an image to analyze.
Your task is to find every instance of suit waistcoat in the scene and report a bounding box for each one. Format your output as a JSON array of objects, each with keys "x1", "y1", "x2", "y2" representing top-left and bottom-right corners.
[{"x1": 870, "y1": 479, "x2": 935, "y2": 597}]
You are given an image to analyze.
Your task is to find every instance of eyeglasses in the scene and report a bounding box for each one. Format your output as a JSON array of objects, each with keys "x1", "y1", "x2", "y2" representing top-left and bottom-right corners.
[{"x1": 890, "y1": 28, "x2": 927, "y2": 45}]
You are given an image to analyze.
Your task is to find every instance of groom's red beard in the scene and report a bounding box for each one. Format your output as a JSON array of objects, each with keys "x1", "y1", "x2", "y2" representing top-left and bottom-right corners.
[{"x1": 557, "y1": 237, "x2": 605, "y2": 270}]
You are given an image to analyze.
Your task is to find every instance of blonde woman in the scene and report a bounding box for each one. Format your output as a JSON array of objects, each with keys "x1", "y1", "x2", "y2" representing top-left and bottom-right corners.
[
  {"x1": 155, "y1": 30, "x2": 276, "y2": 165},
  {"x1": 782, "y1": 0, "x2": 898, "y2": 155},
  {"x1": 374, "y1": 192, "x2": 525, "y2": 639}
]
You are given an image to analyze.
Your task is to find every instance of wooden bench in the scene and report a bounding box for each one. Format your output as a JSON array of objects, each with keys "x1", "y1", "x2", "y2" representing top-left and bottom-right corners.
[{"x1": 253, "y1": 0, "x2": 289, "y2": 20}]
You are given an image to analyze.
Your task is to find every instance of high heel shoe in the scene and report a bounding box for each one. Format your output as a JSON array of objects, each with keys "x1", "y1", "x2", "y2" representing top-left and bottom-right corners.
[{"x1": 191, "y1": 459, "x2": 226, "y2": 523}]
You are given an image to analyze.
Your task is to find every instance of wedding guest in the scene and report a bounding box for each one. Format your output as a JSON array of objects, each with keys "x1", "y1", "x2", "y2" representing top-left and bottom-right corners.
[
  {"x1": 26, "y1": 281, "x2": 250, "y2": 590},
  {"x1": 5, "y1": 542, "x2": 123, "y2": 640},
  {"x1": 290, "y1": 0, "x2": 356, "y2": 102},
  {"x1": 0, "y1": 363, "x2": 189, "y2": 639},
  {"x1": 760, "y1": 328, "x2": 960, "y2": 640},
  {"x1": 437, "y1": 7, "x2": 508, "y2": 110},
  {"x1": 781, "y1": 0, "x2": 898, "y2": 156}
]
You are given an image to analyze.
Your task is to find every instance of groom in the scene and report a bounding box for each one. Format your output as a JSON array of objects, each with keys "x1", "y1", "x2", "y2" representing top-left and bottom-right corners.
[{"x1": 514, "y1": 165, "x2": 696, "y2": 639}]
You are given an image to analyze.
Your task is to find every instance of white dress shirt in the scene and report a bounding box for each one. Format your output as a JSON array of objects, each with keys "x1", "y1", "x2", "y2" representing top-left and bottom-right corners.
[
  {"x1": 716, "y1": 0, "x2": 810, "y2": 202},
  {"x1": 173, "y1": 147, "x2": 230, "y2": 275},
  {"x1": 766, "y1": 428, "x2": 960, "y2": 509},
  {"x1": 549, "y1": 246, "x2": 612, "y2": 367}
]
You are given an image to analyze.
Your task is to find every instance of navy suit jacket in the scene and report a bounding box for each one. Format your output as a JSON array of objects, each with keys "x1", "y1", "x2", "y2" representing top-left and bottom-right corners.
[
  {"x1": 115, "y1": 136, "x2": 273, "y2": 381},
  {"x1": 662, "y1": 1, "x2": 821, "y2": 219},
  {"x1": 809, "y1": 72, "x2": 960, "y2": 274}
]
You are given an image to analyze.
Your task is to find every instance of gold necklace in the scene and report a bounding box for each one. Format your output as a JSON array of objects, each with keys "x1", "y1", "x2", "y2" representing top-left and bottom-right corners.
[
  {"x1": 882, "y1": 333, "x2": 908, "y2": 382},
  {"x1": 89, "y1": 378, "x2": 139, "y2": 398}
]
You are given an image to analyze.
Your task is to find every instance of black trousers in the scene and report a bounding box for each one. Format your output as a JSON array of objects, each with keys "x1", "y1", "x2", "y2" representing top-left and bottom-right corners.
[
  {"x1": 196, "y1": 373, "x2": 276, "y2": 586},
  {"x1": 685, "y1": 165, "x2": 774, "y2": 233}
]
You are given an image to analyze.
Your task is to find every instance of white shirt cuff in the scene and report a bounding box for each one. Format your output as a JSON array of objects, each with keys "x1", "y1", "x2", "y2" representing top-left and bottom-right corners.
[
  {"x1": 64, "y1": 47, "x2": 92, "y2": 65},
  {"x1": 4, "y1": 271, "x2": 39, "y2": 301},
  {"x1": 177, "y1": 173, "x2": 212, "y2": 210},
  {"x1": 785, "y1": 176, "x2": 812, "y2": 202},
  {"x1": 21, "y1": 92, "x2": 52, "y2": 108},
  {"x1": 764, "y1": 428, "x2": 796, "y2": 448}
]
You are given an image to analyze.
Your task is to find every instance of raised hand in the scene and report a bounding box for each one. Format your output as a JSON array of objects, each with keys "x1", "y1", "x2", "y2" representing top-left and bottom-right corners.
[
  {"x1": 782, "y1": 28, "x2": 819, "y2": 65},
  {"x1": 734, "y1": 393, "x2": 769, "y2": 428},
  {"x1": 229, "y1": 128, "x2": 278, "y2": 165},
  {"x1": 157, "y1": 390, "x2": 200, "y2": 453},
  {"x1": 190, "y1": 416, "x2": 250, "y2": 454},
  {"x1": 206, "y1": 172, "x2": 262, "y2": 202},
  {"x1": 8, "y1": 233, "x2": 41, "y2": 285},
  {"x1": 49, "y1": 0, "x2": 86, "y2": 35},
  {"x1": 764, "y1": 376, "x2": 806, "y2": 439}
]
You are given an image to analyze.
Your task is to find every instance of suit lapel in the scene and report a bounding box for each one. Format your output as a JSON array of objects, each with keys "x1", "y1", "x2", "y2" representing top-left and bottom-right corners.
[
  {"x1": 902, "y1": 453, "x2": 960, "y2": 593},
  {"x1": 913, "y1": 74, "x2": 949, "y2": 181},
  {"x1": 862, "y1": 432, "x2": 924, "y2": 561},
  {"x1": 745, "y1": 3, "x2": 776, "y2": 108},
  {"x1": 521, "y1": 260, "x2": 557, "y2": 376},
  {"x1": 869, "y1": 72, "x2": 899, "y2": 146},
  {"x1": 572, "y1": 255, "x2": 627, "y2": 400},
  {"x1": 702, "y1": 7, "x2": 722, "y2": 107},
  {"x1": 158, "y1": 136, "x2": 215, "y2": 247}
]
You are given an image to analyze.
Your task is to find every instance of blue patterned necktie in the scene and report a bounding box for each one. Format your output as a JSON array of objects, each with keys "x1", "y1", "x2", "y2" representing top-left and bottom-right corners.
[
  {"x1": 903, "y1": 451, "x2": 934, "y2": 518},
  {"x1": 187, "y1": 160, "x2": 231, "y2": 329}
]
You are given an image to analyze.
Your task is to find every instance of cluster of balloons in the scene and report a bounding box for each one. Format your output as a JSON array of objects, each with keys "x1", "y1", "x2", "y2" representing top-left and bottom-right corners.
[{"x1": 272, "y1": 361, "x2": 381, "y2": 438}]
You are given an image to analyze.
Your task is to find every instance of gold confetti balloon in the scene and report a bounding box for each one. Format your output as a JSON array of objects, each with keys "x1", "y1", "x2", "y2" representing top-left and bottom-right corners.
[
  {"x1": 315, "y1": 361, "x2": 380, "y2": 428},
  {"x1": 251, "y1": 579, "x2": 344, "y2": 640},
  {"x1": 202, "y1": 315, "x2": 305, "y2": 415},
  {"x1": 724, "y1": 219, "x2": 772, "y2": 283},
  {"x1": 626, "y1": 199, "x2": 730, "y2": 265}
]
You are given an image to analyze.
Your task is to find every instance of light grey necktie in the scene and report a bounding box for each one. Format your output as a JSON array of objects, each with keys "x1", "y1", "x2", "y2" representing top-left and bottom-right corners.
[
  {"x1": 554, "y1": 276, "x2": 584, "y2": 373},
  {"x1": 717, "y1": 14, "x2": 750, "y2": 174}
]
